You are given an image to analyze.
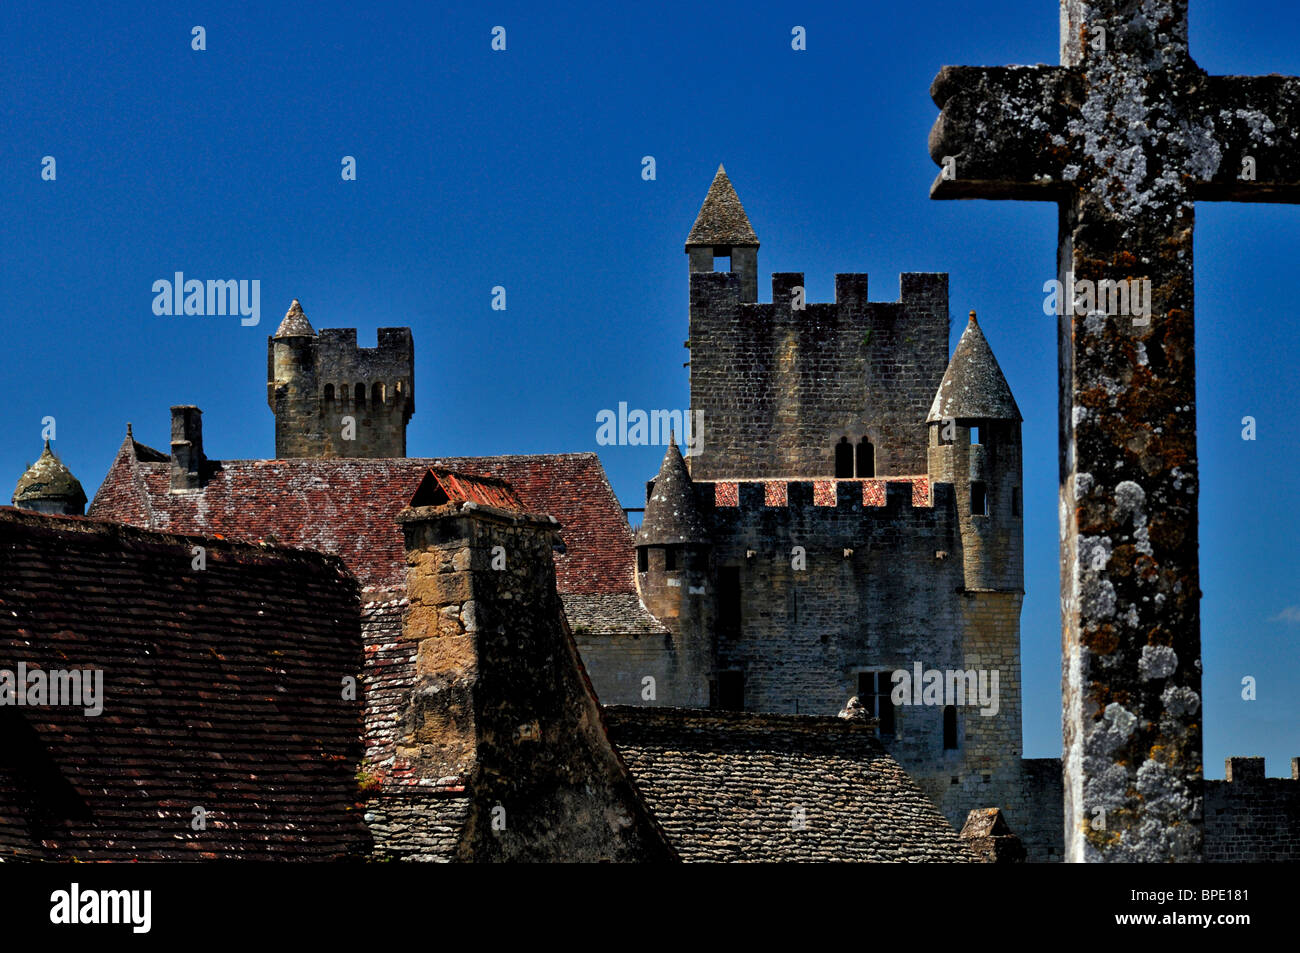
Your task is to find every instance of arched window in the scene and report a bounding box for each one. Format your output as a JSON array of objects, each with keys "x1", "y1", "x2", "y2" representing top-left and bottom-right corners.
[
  {"x1": 856, "y1": 436, "x2": 875, "y2": 478},
  {"x1": 354, "y1": 383, "x2": 366, "y2": 405},
  {"x1": 834, "y1": 437, "x2": 854, "y2": 478},
  {"x1": 372, "y1": 382, "x2": 385, "y2": 404},
  {"x1": 943, "y1": 705, "x2": 958, "y2": 749},
  {"x1": 323, "y1": 384, "x2": 335, "y2": 402}
]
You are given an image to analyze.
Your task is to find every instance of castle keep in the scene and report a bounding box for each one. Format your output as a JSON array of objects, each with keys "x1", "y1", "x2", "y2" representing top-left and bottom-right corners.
[
  {"x1": 574, "y1": 166, "x2": 1036, "y2": 844},
  {"x1": 268, "y1": 300, "x2": 415, "y2": 458}
]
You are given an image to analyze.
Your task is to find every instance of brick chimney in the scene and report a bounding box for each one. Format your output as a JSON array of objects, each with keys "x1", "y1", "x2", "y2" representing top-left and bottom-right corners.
[{"x1": 169, "y1": 405, "x2": 206, "y2": 492}]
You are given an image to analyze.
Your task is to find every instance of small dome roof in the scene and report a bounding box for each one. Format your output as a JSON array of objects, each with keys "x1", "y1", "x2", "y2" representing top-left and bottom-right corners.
[
  {"x1": 685, "y1": 165, "x2": 759, "y2": 249},
  {"x1": 634, "y1": 437, "x2": 710, "y2": 547},
  {"x1": 13, "y1": 441, "x2": 87, "y2": 510},
  {"x1": 274, "y1": 299, "x2": 316, "y2": 338},
  {"x1": 927, "y1": 311, "x2": 1021, "y2": 423}
]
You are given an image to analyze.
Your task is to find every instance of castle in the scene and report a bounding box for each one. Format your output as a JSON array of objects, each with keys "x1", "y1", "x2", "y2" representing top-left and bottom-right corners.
[
  {"x1": 575, "y1": 165, "x2": 1040, "y2": 845},
  {"x1": 7, "y1": 167, "x2": 1299, "y2": 863}
]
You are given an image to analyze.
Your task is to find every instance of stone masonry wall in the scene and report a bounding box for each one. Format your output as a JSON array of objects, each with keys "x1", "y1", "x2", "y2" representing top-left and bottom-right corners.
[
  {"x1": 643, "y1": 478, "x2": 1029, "y2": 847},
  {"x1": 1205, "y1": 758, "x2": 1300, "y2": 862},
  {"x1": 688, "y1": 271, "x2": 948, "y2": 481}
]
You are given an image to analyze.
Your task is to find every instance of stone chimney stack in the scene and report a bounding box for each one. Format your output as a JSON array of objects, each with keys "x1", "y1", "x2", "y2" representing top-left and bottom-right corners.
[
  {"x1": 394, "y1": 479, "x2": 674, "y2": 862},
  {"x1": 169, "y1": 405, "x2": 206, "y2": 492},
  {"x1": 959, "y1": 807, "x2": 1027, "y2": 863}
]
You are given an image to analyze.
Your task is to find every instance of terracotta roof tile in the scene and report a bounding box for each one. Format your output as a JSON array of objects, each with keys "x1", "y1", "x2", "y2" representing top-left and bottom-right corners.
[{"x1": 90, "y1": 450, "x2": 635, "y2": 596}]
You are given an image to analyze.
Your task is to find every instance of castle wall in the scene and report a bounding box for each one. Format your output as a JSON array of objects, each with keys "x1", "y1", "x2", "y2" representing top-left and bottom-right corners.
[
  {"x1": 1204, "y1": 758, "x2": 1300, "y2": 862},
  {"x1": 1004, "y1": 758, "x2": 1065, "y2": 863},
  {"x1": 688, "y1": 272, "x2": 949, "y2": 480}
]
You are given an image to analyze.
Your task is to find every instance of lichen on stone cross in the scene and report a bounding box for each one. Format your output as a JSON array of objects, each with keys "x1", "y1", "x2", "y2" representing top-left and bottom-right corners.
[{"x1": 928, "y1": 0, "x2": 1300, "y2": 862}]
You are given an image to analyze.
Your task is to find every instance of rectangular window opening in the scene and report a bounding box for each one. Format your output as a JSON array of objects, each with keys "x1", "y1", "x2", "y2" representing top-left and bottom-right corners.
[
  {"x1": 716, "y1": 671, "x2": 744, "y2": 711},
  {"x1": 717, "y1": 566, "x2": 741, "y2": 636}
]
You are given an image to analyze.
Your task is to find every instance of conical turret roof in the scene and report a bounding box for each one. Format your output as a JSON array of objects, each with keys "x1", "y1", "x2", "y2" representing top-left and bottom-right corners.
[
  {"x1": 634, "y1": 437, "x2": 710, "y2": 547},
  {"x1": 685, "y1": 165, "x2": 759, "y2": 249},
  {"x1": 927, "y1": 311, "x2": 1022, "y2": 423},
  {"x1": 13, "y1": 441, "x2": 87, "y2": 510},
  {"x1": 274, "y1": 299, "x2": 316, "y2": 338}
]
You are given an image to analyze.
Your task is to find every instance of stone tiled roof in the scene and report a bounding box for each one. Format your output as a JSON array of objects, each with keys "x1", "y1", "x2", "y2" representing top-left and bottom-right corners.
[
  {"x1": 685, "y1": 165, "x2": 759, "y2": 248},
  {"x1": 635, "y1": 439, "x2": 710, "y2": 547},
  {"x1": 274, "y1": 298, "x2": 316, "y2": 338},
  {"x1": 90, "y1": 443, "x2": 636, "y2": 597},
  {"x1": 0, "y1": 507, "x2": 367, "y2": 861},
  {"x1": 927, "y1": 311, "x2": 1021, "y2": 422},
  {"x1": 562, "y1": 592, "x2": 668, "y2": 637},
  {"x1": 11, "y1": 441, "x2": 87, "y2": 509},
  {"x1": 605, "y1": 706, "x2": 973, "y2": 862}
]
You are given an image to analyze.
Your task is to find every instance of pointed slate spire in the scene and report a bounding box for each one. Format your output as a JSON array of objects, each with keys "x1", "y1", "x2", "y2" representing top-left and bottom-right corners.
[
  {"x1": 685, "y1": 165, "x2": 759, "y2": 249},
  {"x1": 635, "y1": 435, "x2": 710, "y2": 547},
  {"x1": 274, "y1": 299, "x2": 316, "y2": 338},
  {"x1": 927, "y1": 311, "x2": 1022, "y2": 423},
  {"x1": 12, "y1": 441, "x2": 87, "y2": 515}
]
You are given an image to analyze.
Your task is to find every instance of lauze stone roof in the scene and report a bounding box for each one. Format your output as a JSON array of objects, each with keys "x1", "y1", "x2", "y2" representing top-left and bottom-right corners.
[
  {"x1": 604, "y1": 706, "x2": 973, "y2": 862},
  {"x1": 0, "y1": 508, "x2": 367, "y2": 860}
]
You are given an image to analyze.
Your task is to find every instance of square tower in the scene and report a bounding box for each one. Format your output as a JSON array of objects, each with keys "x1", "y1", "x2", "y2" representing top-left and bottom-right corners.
[{"x1": 266, "y1": 300, "x2": 415, "y2": 458}]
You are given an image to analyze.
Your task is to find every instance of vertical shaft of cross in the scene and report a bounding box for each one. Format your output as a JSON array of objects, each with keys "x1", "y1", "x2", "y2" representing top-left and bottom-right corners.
[
  {"x1": 1057, "y1": 196, "x2": 1203, "y2": 862},
  {"x1": 1054, "y1": 2, "x2": 1205, "y2": 863},
  {"x1": 931, "y1": 0, "x2": 1300, "y2": 862}
]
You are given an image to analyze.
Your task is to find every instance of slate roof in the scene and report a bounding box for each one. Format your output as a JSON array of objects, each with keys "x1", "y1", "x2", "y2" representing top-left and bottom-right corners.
[
  {"x1": 685, "y1": 165, "x2": 760, "y2": 248},
  {"x1": 0, "y1": 507, "x2": 367, "y2": 860},
  {"x1": 274, "y1": 298, "x2": 316, "y2": 338},
  {"x1": 927, "y1": 311, "x2": 1021, "y2": 422},
  {"x1": 90, "y1": 439, "x2": 636, "y2": 597},
  {"x1": 635, "y1": 439, "x2": 710, "y2": 547},
  {"x1": 11, "y1": 441, "x2": 87, "y2": 509},
  {"x1": 605, "y1": 706, "x2": 973, "y2": 862}
]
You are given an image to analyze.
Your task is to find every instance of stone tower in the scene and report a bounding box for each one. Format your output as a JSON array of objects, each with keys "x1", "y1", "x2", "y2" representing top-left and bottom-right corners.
[
  {"x1": 683, "y1": 168, "x2": 950, "y2": 482},
  {"x1": 12, "y1": 441, "x2": 87, "y2": 515},
  {"x1": 267, "y1": 299, "x2": 415, "y2": 458},
  {"x1": 926, "y1": 311, "x2": 1024, "y2": 594},
  {"x1": 576, "y1": 167, "x2": 1034, "y2": 849},
  {"x1": 633, "y1": 435, "x2": 714, "y2": 708}
]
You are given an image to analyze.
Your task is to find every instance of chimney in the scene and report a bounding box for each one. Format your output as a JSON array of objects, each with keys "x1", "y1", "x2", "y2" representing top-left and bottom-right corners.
[
  {"x1": 170, "y1": 405, "x2": 206, "y2": 492},
  {"x1": 959, "y1": 807, "x2": 1027, "y2": 863},
  {"x1": 392, "y1": 484, "x2": 675, "y2": 862}
]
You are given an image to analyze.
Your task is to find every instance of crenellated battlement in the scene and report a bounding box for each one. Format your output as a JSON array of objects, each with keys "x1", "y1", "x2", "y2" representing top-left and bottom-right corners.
[
  {"x1": 700, "y1": 476, "x2": 937, "y2": 510},
  {"x1": 689, "y1": 269, "x2": 948, "y2": 314}
]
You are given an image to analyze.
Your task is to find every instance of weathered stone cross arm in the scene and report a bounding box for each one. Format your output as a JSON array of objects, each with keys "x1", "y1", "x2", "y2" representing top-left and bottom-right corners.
[
  {"x1": 928, "y1": 65, "x2": 1077, "y2": 199},
  {"x1": 929, "y1": 66, "x2": 1300, "y2": 203},
  {"x1": 1197, "y1": 75, "x2": 1300, "y2": 201}
]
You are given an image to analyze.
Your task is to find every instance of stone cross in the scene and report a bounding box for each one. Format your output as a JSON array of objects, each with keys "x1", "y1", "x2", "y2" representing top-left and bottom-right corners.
[{"x1": 928, "y1": 1, "x2": 1300, "y2": 861}]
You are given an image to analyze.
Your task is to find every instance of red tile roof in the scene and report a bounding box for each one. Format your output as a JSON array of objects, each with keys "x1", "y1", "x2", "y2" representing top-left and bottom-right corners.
[
  {"x1": 89, "y1": 437, "x2": 636, "y2": 596},
  {"x1": 0, "y1": 507, "x2": 366, "y2": 860},
  {"x1": 410, "y1": 467, "x2": 526, "y2": 511}
]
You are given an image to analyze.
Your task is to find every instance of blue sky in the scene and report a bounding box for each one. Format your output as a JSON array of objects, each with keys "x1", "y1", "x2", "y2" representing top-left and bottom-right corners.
[{"x1": 3, "y1": 0, "x2": 1296, "y2": 772}]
